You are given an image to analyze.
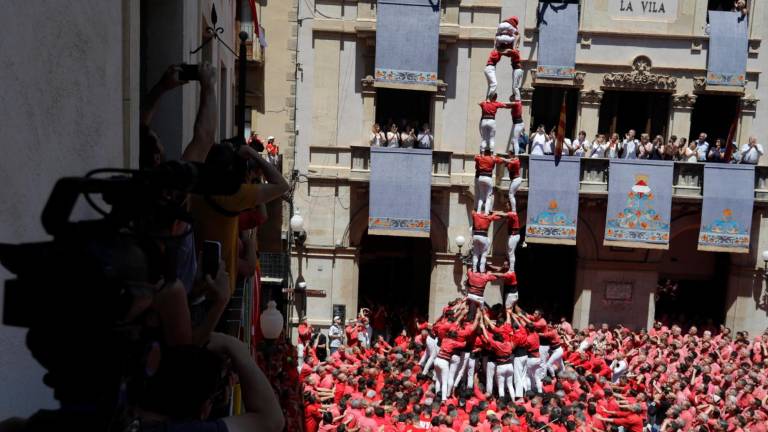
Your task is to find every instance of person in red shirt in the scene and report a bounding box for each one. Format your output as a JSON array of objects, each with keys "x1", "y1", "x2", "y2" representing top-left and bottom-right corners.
[
  {"x1": 595, "y1": 404, "x2": 644, "y2": 432},
  {"x1": 495, "y1": 16, "x2": 519, "y2": 50},
  {"x1": 265, "y1": 136, "x2": 279, "y2": 165},
  {"x1": 478, "y1": 92, "x2": 513, "y2": 153},
  {"x1": 481, "y1": 315, "x2": 516, "y2": 400},
  {"x1": 474, "y1": 149, "x2": 505, "y2": 215},
  {"x1": 510, "y1": 49, "x2": 523, "y2": 101},
  {"x1": 505, "y1": 135, "x2": 523, "y2": 208},
  {"x1": 484, "y1": 48, "x2": 512, "y2": 99},
  {"x1": 465, "y1": 268, "x2": 498, "y2": 319},
  {"x1": 503, "y1": 200, "x2": 521, "y2": 273},
  {"x1": 435, "y1": 328, "x2": 467, "y2": 402},
  {"x1": 470, "y1": 209, "x2": 503, "y2": 272}
]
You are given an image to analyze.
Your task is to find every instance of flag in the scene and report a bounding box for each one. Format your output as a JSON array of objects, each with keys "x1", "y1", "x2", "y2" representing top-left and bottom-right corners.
[
  {"x1": 247, "y1": 0, "x2": 266, "y2": 47},
  {"x1": 724, "y1": 103, "x2": 741, "y2": 162},
  {"x1": 554, "y1": 91, "x2": 567, "y2": 164}
]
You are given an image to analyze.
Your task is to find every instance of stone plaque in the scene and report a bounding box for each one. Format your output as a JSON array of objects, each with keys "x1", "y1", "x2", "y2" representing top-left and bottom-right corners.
[
  {"x1": 610, "y1": 0, "x2": 678, "y2": 22},
  {"x1": 605, "y1": 282, "x2": 633, "y2": 301}
]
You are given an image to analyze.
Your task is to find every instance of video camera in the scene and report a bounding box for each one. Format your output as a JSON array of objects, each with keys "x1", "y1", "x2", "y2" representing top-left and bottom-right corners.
[{"x1": 0, "y1": 156, "x2": 245, "y2": 427}]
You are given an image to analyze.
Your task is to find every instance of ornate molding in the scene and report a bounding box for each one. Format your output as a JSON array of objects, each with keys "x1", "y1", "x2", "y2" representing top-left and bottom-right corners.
[
  {"x1": 574, "y1": 72, "x2": 586, "y2": 86},
  {"x1": 672, "y1": 93, "x2": 697, "y2": 109},
  {"x1": 742, "y1": 96, "x2": 759, "y2": 112},
  {"x1": 361, "y1": 75, "x2": 375, "y2": 94},
  {"x1": 693, "y1": 76, "x2": 707, "y2": 92},
  {"x1": 532, "y1": 70, "x2": 585, "y2": 87},
  {"x1": 520, "y1": 87, "x2": 534, "y2": 102},
  {"x1": 436, "y1": 79, "x2": 448, "y2": 95},
  {"x1": 602, "y1": 56, "x2": 677, "y2": 91},
  {"x1": 580, "y1": 89, "x2": 603, "y2": 106}
]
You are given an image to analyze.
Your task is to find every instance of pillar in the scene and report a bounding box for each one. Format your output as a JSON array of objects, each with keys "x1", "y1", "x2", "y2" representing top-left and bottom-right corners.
[
  {"x1": 520, "y1": 87, "x2": 534, "y2": 133},
  {"x1": 738, "y1": 96, "x2": 760, "y2": 164},
  {"x1": 429, "y1": 254, "x2": 465, "y2": 321},
  {"x1": 670, "y1": 93, "x2": 697, "y2": 140},
  {"x1": 577, "y1": 89, "x2": 603, "y2": 137},
  {"x1": 432, "y1": 81, "x2": 448, "y2": 149},
  {"x1": 361, "y1": 76, "x2": 376, "y2": 145}
]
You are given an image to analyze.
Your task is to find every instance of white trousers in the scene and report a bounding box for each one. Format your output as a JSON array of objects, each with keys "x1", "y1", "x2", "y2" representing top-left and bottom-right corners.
[
  {"x1": 513, "y1": 68, "x2": 523, "y2": 101},
  {"x1": 475, "y1": 175, "x2": 494, "y2": 213},
  {"x1": 485, "y1": 360, "x2": 497, "y2": 396},
  {"x1": 484, "y1": 65, "x2": 497, "y2": 98},
  {"x1": 479, "y1": 119, "x2": 497, "y2": 153},
  {"x1": 497, "y1": 22, "x2": 516, "y2": 34},
  {"x1": 448, "y1": 354, "x2": 462, "y2": 395},
  {"x1": 508, "y1": 234, "x2": 521, "y2": 272},
  {"x1": 296, "y1": 343, "x2": 305, "y2": 371},
  {"x1": 452, "y1": 353, "x2": 469, "y2": 391},
  {"x1": 508, "y1": 122, "x2": 525, "y2": 155},
  {"x1": 546, "y1": 346, "x2": 565, "y2": 377},
  {"x1": 496, "y1": 362, "x2": 516, "y2": 399},
  {"x1": 496, "y1": 34, "x2": 515, "y2": 48},
  {"x1": 508, "y1": 176, "x2": 523, "y2": 212},
  {"x1": 419, "y1": 335, "x2": 439, "y2": 374},
  {"x1": 513, "y1": 356, "x2": 528, "y2": 398},
  {"x1": 434, "y1": 357, "x2": 452, "y2": 401},
  {"x1": 526, "y1": 357, "x2": 543, "y2": 393},
  {"x1": 472, "y1": 234, "x2": 491, "y2": 272},
  {"x1": 537, "y1": 346, "x2": 550, "y2": 383},
  {"x1": 465, "y1": 355, "x2": 477, "y2": 390}
]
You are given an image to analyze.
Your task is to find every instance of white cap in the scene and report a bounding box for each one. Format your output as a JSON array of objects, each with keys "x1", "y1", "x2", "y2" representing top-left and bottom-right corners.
[{"x1": 267, "y1": 136, "x2": 275, "y2": 141}]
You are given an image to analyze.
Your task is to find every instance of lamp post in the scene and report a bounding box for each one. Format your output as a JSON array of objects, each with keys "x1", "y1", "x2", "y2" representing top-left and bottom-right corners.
[
  {"x1": 455, "y1": 235, "x2": 466, "y2": 256},
  {"x1": 290, "y1": 208, "x2": 306, "y2": 248},
  {"x1": 260, "y1": 300, "x2": 285, "y2": 340}
]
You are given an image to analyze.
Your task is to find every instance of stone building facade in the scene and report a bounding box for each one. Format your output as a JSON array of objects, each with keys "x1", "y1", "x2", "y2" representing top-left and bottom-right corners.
[{"x1": 286, "y1": 1, "x2": 768, "y2": 338}]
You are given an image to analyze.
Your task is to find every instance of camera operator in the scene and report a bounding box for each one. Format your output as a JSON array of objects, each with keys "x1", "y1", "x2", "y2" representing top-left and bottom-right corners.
[{"x1": 134, "y1": 333, "x2": 284, "y2": 432}]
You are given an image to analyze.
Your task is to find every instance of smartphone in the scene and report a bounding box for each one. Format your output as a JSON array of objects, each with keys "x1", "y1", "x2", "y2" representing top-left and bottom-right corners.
[
  {"x1": 202, "y1": 240, "x2": 221, "y2": 278},
  {"x1": 179, "y1": 64, "x2": 200, "y2": 81}
]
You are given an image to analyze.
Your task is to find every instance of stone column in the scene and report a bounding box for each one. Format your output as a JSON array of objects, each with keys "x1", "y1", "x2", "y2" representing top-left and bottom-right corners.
[
  {"x1": 520, "y1": 87, "x2": 534, "y2": 132},
  {"x1": 725, "y1": 210, "x2": 768, "y2": 334},
  {"x1": 432, "y1": 80, "x2": 448, "y2": 150},
  {"x1": 577, "y1": 89, "x2": 603, "y2": 137},
  {"x1": 670, "y1": 93, "x2": 697, "y2": 140},
  {"x1": 738, "y1": 96, "x2": 760, "y2": 164},
  {"x1": 429, "y1": 254, "x2": 465, "y2": 321},
  {"x1": 361, "y1": 76, "x2": 376, "y2": 145}
]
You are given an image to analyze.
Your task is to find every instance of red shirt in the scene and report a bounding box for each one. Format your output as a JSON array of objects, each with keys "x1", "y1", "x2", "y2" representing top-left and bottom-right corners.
[
  {"x1": 613, "y1": 414, "x2": 643, "y2": 432},
  {"x1": 506, "y1": 157, "x2": 521, "y2": 178},
  {"x1": 486, "y1": 49, "x2": 507, "y2": 66},
  {"x1": 479, "y1": 101, "x2": 508, "y2": 118},
  {"x1": 466, "y1": 270, "x2": 497, "y2": 296},
  {"x1": 510, "y1": 49, "x2": 522, "y2": 69},
  {"x1": 526, "y1": 332, "x2": 540, "y2": 355},
  {"x1": 305, "y1": 403, "x2": 323, "y2": 432},
  {"x1": 511, "y1": 100, "x2": 523, "y2": 120},
  {"x1": 506, "y1": 211, "x2": 520, "y2": 233},
  {"x1": 474, "y1": 154, "x2": 502, "y2": 174},
  {"x1": 499, "y1": 271, "x2": 517, "y2": 287},
  {"x1": 266, "y1": 142, "x2": 279, "y2": 155},
  {"x1": 472, "y1": 211, "x2": 501, "y2": 231}
]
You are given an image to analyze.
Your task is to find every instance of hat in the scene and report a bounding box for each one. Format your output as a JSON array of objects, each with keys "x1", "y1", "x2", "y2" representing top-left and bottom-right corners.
[
  {"x1": 267, "y1": 136, "x2": 275, "y2": 141},
  {"x1": 334, "y1": 316, "x2": 341, "y2": 321},
  {"x1": 505, "y1": 16, "x2": 519, "y2": 28}
]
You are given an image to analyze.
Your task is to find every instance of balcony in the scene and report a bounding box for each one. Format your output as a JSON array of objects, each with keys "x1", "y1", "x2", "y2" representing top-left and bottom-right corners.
[
  {"x1": 308, "y1": 145, "x2": 768, "y2": 202},
  {"x1": 239, "y1": 22, "x2": 263, "y2": 63}
]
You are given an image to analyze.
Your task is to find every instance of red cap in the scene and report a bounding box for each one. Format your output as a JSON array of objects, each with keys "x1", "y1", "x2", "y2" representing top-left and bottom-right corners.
[{"x1": 505, "y1": 16, "x2": 519, "y2": 28}]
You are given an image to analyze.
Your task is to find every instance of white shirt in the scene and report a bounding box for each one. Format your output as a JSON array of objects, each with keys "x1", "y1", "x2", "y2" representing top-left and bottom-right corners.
[
  {"x1": 417, "y1": 132, "x2": 433, "y2": 149},
  {"x1": 590, "y1": 143, "x2": 607, "y2": 158},
  {"x1": 610, "y1": 359, "x2": 628, "y2": 383},
  {"x1": 560, "y1": 138, "x2": 572, "y2": 155},
  {"x1": 695, "y1": 140, "x2": 710, "y2": 161},
  {"x1": 529, "y1": 132, "x2": 548, "y2": 155},
  {"x1": 572, "y1": 138, "x2": 590, "y2": 157},
  {"x1": 740, "y1": 143, "x2": 764, "y2": 164},
  {"x1": 622, "y1": 139, "x2": 638, "y2": 159},
  {"x1": 369, "y1": 132, "x2": 385, "y2": 147},
  {"x1": 329, "y1": 324, "x2": 343, "y2": 348},
  {"x1": 386, "y1": 132, "x2": 399, "y2": 147}
]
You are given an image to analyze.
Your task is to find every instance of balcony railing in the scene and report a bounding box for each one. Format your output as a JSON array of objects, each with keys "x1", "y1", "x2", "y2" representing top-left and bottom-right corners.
[
  {"x1": 311, "y1": 146, "x2": 768, "y2": 201},
  {"x1": 239, "y1": 22, "x2": 263, "y2": 63}
]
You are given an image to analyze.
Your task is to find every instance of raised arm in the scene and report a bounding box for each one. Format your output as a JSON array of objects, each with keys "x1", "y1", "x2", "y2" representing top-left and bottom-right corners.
[{"x1": 182, "y1": 63, "x2": 218, "y2": 162}]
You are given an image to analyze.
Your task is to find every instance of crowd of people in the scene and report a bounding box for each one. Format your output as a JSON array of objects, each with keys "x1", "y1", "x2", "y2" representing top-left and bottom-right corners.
[
  {"x1": 299, "y1": 289, "x2": 768, "y2": 432},
  {"x1": 369, "y1": 120, "x2": 435, "y2": 150}
]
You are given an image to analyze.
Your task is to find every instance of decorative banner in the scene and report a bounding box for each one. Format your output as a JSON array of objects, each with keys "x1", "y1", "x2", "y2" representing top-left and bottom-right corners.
[
  {"x1": 536, "y1": 2, "x2": 578, "y2": 79},
  {"x1": 375, "y1": 0, "x2": 440, "y2": 89},
  {"x1": 368, "y1": 147, "x2": 432, "y2": 237},
  {"x1": 604, "y1": 160, "x2": 673, "y2": 249},
  {"x1": 526, "y1": 155, "x2": 580, "y2": 245},
  {"x1": 698, "y1": 164, "x2": 754, "y2": 253},
  {"x1": 707, "y1": 11, "x2": 748, "y2": 86}
]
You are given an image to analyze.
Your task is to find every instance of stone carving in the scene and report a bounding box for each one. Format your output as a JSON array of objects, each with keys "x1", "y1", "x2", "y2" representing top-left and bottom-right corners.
[
  {"x1": 436, "y1": 80, "x2": 448, "y2": 94},
  {"x1": 580, "y1": 89, "x2": 603, "y2": 106},
  {"x1": 742, "y1": 96, "x2": 759, "y2": 111},
  {"x1": 574, "y1": 72, "x2": 586, "y2": 86},
  {"x1": 602, "y1": 56, "x2": 677, "y2": 91},
  {"x1": 520, "y1": 87, "x2": 534, "y2": 102},
  {"x1": 672, "y1": 93, "x2": 697, "y2": 109},
  {"x1": 361, "y1": 75, "x2": 375, "y2": 91},
  {"x1": 693, "y1": 77, "x2": 707, "y2": 92}
]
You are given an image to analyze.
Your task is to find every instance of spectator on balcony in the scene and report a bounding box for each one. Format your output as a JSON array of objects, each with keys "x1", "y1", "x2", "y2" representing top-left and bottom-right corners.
[
  {"x1": 265, "y1": 136, "x2": 279, "y2": 165},
  {"x1": 740, "y1": 136, "x2": 764, "y2": 164},
  {"x1": 684, "y1": 139, "x2": 698, "y2": 162},
  {"x1": 571, "y1": 130, "x2": 590, "y2": 157},
  {"x1": 529, "y1": 124, "x2": 549, "y2": 156},
  {"x1": 648, "y1": 135, "x2": 666, "y2": 160},
  {"x1": 708, "y1": 138, "x2": 727, "y2": 162},
  {"x1": 386, "y1": 124, "x2": 400, "y2": 148},
  {"x1": 621, "y1": 129, "x2": 639, "y2": 159},
  {"x1": 417, "y1": 123, "x2": 434, "y2": 149},
  {"x1": 587, "y1": 134, "x2": 606, "y2": 158},
  {"x1": 369, "y1": 123, "x2": 386, "y2": 147},
  {"x1": 694, "y1": 132, "x2": 710, "y2": 162},
  {"x1": 637, "y1": 133, "x2": 653, "y2": 159},
  {"x1": 400, "y1": 125, "x2": 417, "y2": 149},
  {"x1": 605, "y1": 133, "x2": 621, "y2": 159},
  {"x1": 662, "y1": 135, "x2": 678, "y2": 160}
]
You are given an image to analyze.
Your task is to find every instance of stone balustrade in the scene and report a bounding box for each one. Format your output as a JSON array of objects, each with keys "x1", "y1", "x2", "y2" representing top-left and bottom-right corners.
[{"x1": 313, "y1": 146, "x2": 768, "y2": 202}]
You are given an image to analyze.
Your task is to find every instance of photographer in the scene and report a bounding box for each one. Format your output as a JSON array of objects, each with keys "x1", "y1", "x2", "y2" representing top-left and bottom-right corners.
[{"x1": 135, "y1": 333, "x2": 284, "y2": 432}]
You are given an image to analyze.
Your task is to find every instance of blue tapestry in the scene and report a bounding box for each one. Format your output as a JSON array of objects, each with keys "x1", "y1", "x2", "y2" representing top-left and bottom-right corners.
[
  {"x1": 698, "y1": 164, "x2": 754, "y2": 253},
  {"x1": 707, "y1": 11, "x2": 748, "y2": 86},
  {"x1": 536, "y1": 2, "x2": 578, "y2": 79},
  {"x1": 525, "y1": 155, "x2": 580, "y2": 245},
  {"x1": 375, "y1": 0, "x2": 440, "y2": 88},
  {"x1": 368, "y1": 147, "x2": 432, "y2": 237},
  {"x1": 604, "y1": 160, "x2": 673, "y2": 249}
]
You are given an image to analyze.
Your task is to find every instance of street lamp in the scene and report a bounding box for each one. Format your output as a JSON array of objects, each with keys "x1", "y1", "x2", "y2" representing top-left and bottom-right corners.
[
  {"x1": 762, "y1": 250, "x2": 768, "y2": 272},
  {"x1": 290, "y1": 208, "x2": 306, "y2": 247},
  {"x1": 260, "y1": 301, "x2": 284, "y2": 340},
  {"x1": 455, "y1": 235, "x2": 466, "y2": 255}
]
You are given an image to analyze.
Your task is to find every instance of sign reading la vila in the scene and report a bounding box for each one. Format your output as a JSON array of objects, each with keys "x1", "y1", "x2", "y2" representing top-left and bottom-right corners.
[{"x1": 610, "y1": 0, "x2": 678, "y2": 21}]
